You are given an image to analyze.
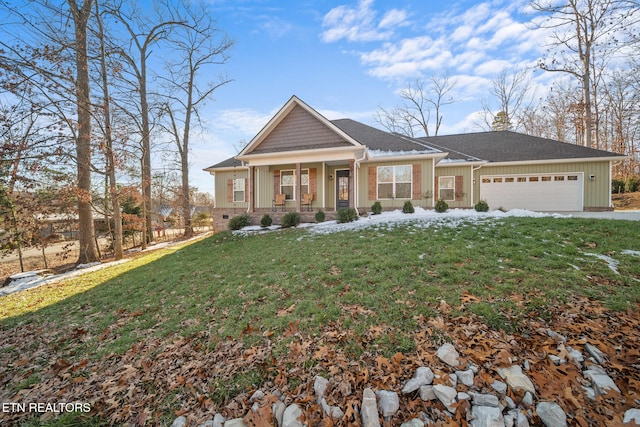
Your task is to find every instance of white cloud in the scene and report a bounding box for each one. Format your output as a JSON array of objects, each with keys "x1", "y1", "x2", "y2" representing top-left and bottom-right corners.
[
  {"x1": 379, "y1": 9, "x2": 409, "y2": 29},
  {"x1": 321, "y1": 0, "x2": 408, "y2": 43}
]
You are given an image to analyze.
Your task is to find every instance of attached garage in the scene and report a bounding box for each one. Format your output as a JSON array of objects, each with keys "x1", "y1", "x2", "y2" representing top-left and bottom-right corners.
[{"x1": 480, "y1": 173, "x2": 583, "y2": 212}]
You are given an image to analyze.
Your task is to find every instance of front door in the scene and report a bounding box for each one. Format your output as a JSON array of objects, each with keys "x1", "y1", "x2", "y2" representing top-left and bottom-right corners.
[{"x1": 336, "y1": 170, "x2": 350, "y2": 209}]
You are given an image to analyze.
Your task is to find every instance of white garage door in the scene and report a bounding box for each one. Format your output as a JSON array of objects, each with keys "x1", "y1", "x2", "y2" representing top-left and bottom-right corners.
[{"x1": 480, "y1": 173, "x2": 583, "y2": 212}]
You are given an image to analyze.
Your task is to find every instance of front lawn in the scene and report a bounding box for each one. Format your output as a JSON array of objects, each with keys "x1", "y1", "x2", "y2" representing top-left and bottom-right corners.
[{"x1": 1, "y1": 215, "x2": 638, "y2": 426}]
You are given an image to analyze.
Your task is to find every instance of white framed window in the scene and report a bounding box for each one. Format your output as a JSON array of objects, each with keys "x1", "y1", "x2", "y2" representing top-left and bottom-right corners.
[
  {"x1": 377, "y1": 165, "x2": 412, "y2": 199},
  {"x1": 280, "y1": 169, "x2": 309, "y2": 200},
  {"x1": 300, "y1": 169, "x2": 309, "y2": 196},
  {"x1": 439, "y1": 176, "x2": 455, "y2": 201},
  {"x1": 233, "y1": 178, "x2": 245, "y2": 202}
]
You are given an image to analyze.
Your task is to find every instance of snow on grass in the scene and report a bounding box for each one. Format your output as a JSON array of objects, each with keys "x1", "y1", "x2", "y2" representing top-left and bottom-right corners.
[{"x1": 307, "y1": 207, "x2": 567, "y2": 235}]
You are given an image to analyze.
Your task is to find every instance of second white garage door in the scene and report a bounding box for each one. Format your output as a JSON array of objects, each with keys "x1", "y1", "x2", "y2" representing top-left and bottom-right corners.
[{"x1": 479, "y1": 173, "x2": 583, "y2": 212}]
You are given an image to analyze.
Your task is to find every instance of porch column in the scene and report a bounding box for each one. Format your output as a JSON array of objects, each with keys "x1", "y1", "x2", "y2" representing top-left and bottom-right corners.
[
  {"x1": 349, "y1": 160, "x2": 355, "y2": 209},
  {"x1": 296, "y1": 162, "x2": 302, "y2": 212},
  {"x1": 248, "y1": 166, "x2": 255, "y2": 212}
]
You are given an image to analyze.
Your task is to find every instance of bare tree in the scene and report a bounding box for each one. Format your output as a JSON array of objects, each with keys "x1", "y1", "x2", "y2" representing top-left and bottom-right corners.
[
  {"x1": 158, "y1": 2, "x2": 233, "y2": 238},
  {"x1": 481, "y1": 68, "x2": 531, "y2": 131},
  {"x1": 104, "y1": 3, "x2": 187, "y2": 246},
  {"x1": 93, "y1": 0, "x2": 123, "y2": 259},
  {"x1": 531, "y1": 0, "x2": 640, "y2": 148},
  {"x1": 376, "y1": 75, "x2": 458, "y2": 137},
  {"x1": 68, "y1": 0, "x2": 100, "y2": 264}
]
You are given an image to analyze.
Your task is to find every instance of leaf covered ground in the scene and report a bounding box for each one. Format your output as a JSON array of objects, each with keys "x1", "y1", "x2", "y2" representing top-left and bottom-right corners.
[{"x1": 0, "y1": 215, "x2": 639, "y2": 426}]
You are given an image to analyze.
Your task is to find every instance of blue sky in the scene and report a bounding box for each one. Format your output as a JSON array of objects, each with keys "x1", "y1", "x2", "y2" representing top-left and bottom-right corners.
[{"x1": 190, "y1": 0, "x2": 555, "y2": 191}]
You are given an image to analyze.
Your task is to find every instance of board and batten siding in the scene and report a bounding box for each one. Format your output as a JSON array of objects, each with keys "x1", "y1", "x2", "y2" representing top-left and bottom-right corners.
[
  {"x1": 473, "y1": 161, "x2": 612, "y2": 209},
  {"x1": 214, "y1": 169, "x2": 248, "y2": 209},
  {"x1": 435, "y1": 165, "x2": 473, "y2": 208},
  {"x1": 358, "y1": 159, "x2": 434, "y2": 210}
]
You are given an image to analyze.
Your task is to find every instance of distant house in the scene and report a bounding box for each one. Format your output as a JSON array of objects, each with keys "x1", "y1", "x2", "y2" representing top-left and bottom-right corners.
[{"x1": 205, "y1": 96, "x2": 627, "y2": 229}]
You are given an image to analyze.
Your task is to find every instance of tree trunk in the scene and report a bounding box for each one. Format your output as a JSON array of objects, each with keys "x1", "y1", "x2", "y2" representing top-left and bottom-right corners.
[
  {"x1": 69, "y1": 0, "x2": 99, "y2": 265},
  {"x1": 95, "y1": 0, "x2": 123, "y2": 260}
]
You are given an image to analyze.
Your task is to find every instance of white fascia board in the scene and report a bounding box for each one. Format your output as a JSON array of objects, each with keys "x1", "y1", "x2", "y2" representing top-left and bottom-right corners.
[
  {"x1": 238, "y1": 146, "x2": 364, "y2": 167},
  {"x1": 203, "y1": 166, "x2": 244, "y2": 174},
  {"x1": 360, "y1": 152, "x2": 448, "y2": 163},
  {"x1": 436, "y1": 160, "x2": 487, "y2": 167},
  {"x1": 485, "y1": 156, "x2": 629, "y2": 167}
]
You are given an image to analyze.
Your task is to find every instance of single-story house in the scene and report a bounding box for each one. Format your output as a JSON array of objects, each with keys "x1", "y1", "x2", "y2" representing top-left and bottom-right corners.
[{"x1": 205, "y1": 96, "x2": 627, "y2": 229}]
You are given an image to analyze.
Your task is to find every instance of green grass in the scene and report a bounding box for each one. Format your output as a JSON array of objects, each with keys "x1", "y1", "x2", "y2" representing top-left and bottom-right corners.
[{"x1": 1, "y1": 216, "x2": 639, "y2": 426}]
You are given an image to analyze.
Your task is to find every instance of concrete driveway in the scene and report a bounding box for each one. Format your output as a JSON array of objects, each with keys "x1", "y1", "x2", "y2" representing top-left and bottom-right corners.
[{"x1": 561, "y1": 210, "x2": 640, "y2": 221}]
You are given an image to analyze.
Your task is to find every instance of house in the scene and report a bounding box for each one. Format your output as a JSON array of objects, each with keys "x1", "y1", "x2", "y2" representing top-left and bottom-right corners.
[{"x1": 205, "y1": 96, "x2": 627, "y2": 229}]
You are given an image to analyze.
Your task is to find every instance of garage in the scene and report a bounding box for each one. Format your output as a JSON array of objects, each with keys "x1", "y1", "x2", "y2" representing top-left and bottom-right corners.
[{"x1": 479, "y1": 173, "x2": 584, "y2": 212}]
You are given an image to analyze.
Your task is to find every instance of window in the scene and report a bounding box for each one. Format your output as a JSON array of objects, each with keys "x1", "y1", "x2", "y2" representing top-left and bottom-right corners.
[
  {"x1": 568, "y1": 175, "x2": 578, "y2": 181},
  {"x1": 377, "y1": 165, "x2": 412, "y2": 199},
  {"x1": 529, "y1": 176, "x2": 539, "y2": 182},
  {"x1": 482, "y1": 178, "x2": 491, "y2": 183},
  {"x1": 233, "y1": 178, "x2": 245, "y2": 202},
  {"x1": 280, "y1": 170, "x2": 294, "y2": 200},
  {"x1": 541, "y1": 176, "x2": 551, "y2": 182},
  {"x1": 439, "y1": 176, "x2": 455, "y2": 201},
  {"x1": 300, "y1": 169, "x2": 309, "y2": 196},
  {"x1": 554, "y1": 176, "x2": 565, "y2": 181},
  {"x1": 517, "y1": 177, "x2": 527, "y2": 182},
  {"x1": 493, "y1": 177, "x2": 503, "y2": 183},
  {"x1": 505, "y1": 177, "x2": 514, "y2": 183},
  {"x1": 280, "y1": 169, "x2": 309, "y2": 200}
]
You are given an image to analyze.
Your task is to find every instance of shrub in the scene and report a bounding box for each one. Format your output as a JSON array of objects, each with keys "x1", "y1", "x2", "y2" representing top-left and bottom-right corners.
[
  {"x1": 260, "y1": 214, "x2": 273, "y2": 227},
  {"x1": 315, "y1": 209, "x2": 326, "y2": 222},
  {"x1": 402, "y1": 200, "x2": 414, "y2": 214},
  {"x1": 281, "y1": 211, "x2": 301, "y2": 228},
  {"x1": 612, "y1": 179, "x2": 625, "y2": 194},
  {"x1": 337, "y1": 207, "x2": 358, "y2": 223},
  {"x1": 626, "y1": 177, "x2": 639, "y2": 193},
  {"x1": 435, "y1": 199, "x2": 448, "y2": 213},
  {"x1": 371, "y1": 201, "x2": 382, "y2": 215},
  {"x1": 475, "y1": 199, "x2": 489, "y2": 212},
  {"x1": 228, "y1": 214, "x2": 250, "y2": 230}
]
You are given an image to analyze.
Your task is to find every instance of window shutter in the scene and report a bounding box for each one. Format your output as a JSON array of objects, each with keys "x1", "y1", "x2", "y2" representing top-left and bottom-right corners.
[
  {"x1": 434, "y1": 177, "x2": 439, "y2": 201},
  {"x1": 412, "y1": 164, "x2": 422, "y2": 200},
  {"x1": 309, "y1": 168, "x2": 317, "y2": 195},
  {"x1": 368, "y1": 167, "x2": 376, "y2": 200},
  {"x1": 227, "y1": 179, "x2": 233, "y2": 203},
  {"x1": 273, "y1": 170, "x2": 280, "y2": 197},
  {"x1": 244, "y1": 179, "x2": 248, "y2": 202},
  {"x1": 455, "y1": 176, "x2": 464, "y2": 202}
]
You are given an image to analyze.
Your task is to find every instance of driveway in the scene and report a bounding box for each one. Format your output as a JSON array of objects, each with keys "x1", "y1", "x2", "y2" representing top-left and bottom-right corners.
[{"x1": 562, "y1": 210, "x2": 640, "y2": 221}]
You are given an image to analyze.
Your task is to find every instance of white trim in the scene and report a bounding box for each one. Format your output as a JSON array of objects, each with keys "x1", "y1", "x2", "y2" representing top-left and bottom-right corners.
[
  {"x1": 438, "y1": 176, "x2": 455, "y2": 201},
  {"x1": 482, "y1": 157, "x2": 627, "y2": 167},
  {"x1": 279, "y1": 168, "x2": 309, "y2": 201},
  {"x1": 362, "y1": 153, "x2": 447, "y2": 163},
  {"x1": 232, "y1": 178, "x2": 246, "y2": 203},
  {"x1": 238, "y1": 146, "x2": 362, "y2": 166},
  {"x1": 376, "y1": 165, "x2": 413, "y2": 200}
]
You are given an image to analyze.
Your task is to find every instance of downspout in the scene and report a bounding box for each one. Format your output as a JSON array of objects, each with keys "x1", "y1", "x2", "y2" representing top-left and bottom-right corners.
[
  {"x1": 242, "y1": 161, "x2": 251, "y2": 214},
  {"x1": 354, "y1": 148, "x2": 367, "y2": 212},
  {"x1": 471, "y1": 164, "x2": 483, "y2": 207}
]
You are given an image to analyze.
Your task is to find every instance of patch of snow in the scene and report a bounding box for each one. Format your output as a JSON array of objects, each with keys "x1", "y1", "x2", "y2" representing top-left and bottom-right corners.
[
  {"x1": 584, "y1": 253, "x2": 620, "y2": 275},
  {"x1": 621, "y1": 250, "x2": 640, "y2": 257}
]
